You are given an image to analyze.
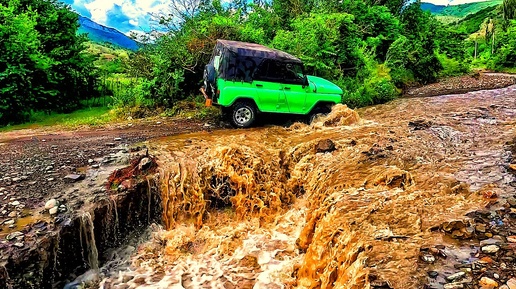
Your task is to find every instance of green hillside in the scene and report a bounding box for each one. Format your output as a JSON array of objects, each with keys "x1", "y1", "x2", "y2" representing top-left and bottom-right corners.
[{"x1": 421, "y1": 0, "x2": 502, "y2": 18}]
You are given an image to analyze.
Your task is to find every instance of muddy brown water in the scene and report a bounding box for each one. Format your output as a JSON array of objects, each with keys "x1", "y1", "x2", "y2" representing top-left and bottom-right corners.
[{"x1": 97, "y1": 85, "x2": 516, "y2": 288}]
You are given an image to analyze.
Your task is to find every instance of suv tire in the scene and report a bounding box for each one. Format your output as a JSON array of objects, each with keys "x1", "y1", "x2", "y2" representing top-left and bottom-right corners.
[{"x1": 231, "y1": 102, "x2": 256, "y2": 128}]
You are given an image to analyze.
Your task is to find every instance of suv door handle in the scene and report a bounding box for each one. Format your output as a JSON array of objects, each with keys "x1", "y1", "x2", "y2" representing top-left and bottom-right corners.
[
  {"x1": 284, "y1": 87, "x2": 291, "y2": 90},
  {"x1": 256, "y1": 84, "x2": 263, "y2": 87}
]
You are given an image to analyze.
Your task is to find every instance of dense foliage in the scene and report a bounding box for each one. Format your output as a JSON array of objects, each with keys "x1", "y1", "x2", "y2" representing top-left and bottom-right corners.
[
  {"x1": 0, "y1": 0, "x2": 97, "y2": 125},
  {"x1": 125, "y1": 0, "x2": 449, "y2": 110}
]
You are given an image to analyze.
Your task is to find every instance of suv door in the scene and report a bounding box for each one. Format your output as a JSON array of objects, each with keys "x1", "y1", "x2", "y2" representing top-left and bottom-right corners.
[
  {"x1": 282, "y1": 62, "x2": 307, "y2": 114},
  {"x1": 253, "y1": 59, "x2": 288, "y2": 113}
]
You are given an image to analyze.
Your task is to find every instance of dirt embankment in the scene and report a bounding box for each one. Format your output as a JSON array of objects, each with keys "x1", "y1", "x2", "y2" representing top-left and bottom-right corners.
[{"x1": 404, "y1": 72, "x2": 516, "y2": 98}]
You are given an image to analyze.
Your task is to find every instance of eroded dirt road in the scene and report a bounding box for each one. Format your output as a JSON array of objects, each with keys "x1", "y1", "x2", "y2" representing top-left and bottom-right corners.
[
  {"x1": 0, "y1": 118, "x2": 216, "y2": 236},
  {"x1": 100, "y1": 84, "x2": 516, "y2": 289},
  {"x1": 1, "y1": 74, "x2": 516, "y2": 289}
]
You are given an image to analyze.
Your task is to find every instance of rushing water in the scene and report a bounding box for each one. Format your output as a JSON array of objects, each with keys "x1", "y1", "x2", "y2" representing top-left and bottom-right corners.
[{"x1": 98, "y1": 85, "x2": 516, "y2": 289}]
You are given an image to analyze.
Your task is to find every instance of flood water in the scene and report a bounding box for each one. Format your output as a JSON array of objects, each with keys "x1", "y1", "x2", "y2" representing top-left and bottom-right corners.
[{"x1": 99, "y1": 85, "x2": 516, "y2": 288}]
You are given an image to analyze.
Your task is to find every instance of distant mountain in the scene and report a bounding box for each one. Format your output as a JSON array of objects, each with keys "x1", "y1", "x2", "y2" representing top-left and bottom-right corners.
[
  {"x1": 421, "y1": 0, "x2": 502, "y2": 18},
  {"x1": 78, "y1": 16, "x2": 139, "y2": 51}
]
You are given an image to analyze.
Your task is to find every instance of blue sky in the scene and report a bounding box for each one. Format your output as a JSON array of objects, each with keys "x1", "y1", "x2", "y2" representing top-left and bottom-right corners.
[{"x1": 61, "y1": 0, "x2": 493, "y2": 34}]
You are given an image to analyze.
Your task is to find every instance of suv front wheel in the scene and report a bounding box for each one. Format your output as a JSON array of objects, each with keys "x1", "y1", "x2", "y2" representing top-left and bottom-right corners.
[{"x1": 231, "y1": 102, "x2": 256, "y2": 128}]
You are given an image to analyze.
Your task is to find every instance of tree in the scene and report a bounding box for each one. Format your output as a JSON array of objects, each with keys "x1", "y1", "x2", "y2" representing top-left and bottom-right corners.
[
  {"x1": 504, "y1": 0, "x2": 516, "y2": 20},
  {"x1": 0, "y1": 0, "x2": 98, "y2": 125}
]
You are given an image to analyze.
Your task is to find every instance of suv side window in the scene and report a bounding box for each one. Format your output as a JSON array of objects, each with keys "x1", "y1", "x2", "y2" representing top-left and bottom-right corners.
[
  {"x1": 283, "y1": 63, "x2": 305, "y2": 85},
  {"x1": 254, "y1": 59, "x2": 288, "y2": 82}
]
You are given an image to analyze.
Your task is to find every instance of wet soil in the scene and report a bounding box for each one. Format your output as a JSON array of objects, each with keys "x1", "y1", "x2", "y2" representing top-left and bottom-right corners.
[
  {"x1": 1, "y1": 73, "x2": 516, "y2": 289},
  {"x1": 0, "y1": 118, "x2": 216, "y2": 229}
]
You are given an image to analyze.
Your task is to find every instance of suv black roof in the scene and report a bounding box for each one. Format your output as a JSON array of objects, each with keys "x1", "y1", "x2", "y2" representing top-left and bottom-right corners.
[{"x1": 217, "y1": 39, "x2": 302, "y2": 63}]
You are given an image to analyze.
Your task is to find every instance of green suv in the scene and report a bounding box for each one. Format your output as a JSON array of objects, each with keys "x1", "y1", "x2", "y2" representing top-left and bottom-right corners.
[{"x1": 202, "y1": 40, "x2": 343, "y2": 128}]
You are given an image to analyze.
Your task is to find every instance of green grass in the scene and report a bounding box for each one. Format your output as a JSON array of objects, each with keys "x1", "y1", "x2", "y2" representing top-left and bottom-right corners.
[{"x1": 0, "y1": 106, "x2": 116, "y2": 132}]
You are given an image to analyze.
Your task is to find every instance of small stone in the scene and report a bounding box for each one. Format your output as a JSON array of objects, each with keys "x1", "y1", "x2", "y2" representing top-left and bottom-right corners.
[
  {"x1": 156, "y1": 121, "x2": 162, "y2": 124},
  {"x1": 12, "y1": 177, "x2": 21, "y2": 183},
  {"x1": 480, "y1": 238, "x2": 502, "y2": 247},
  {"x1": 47, "y1": 178, "x2": 55, "y2": 182},
  {"x1": 444, "y1": 283, "x2": 464, "y2": 289},
  {"x1": 49, "y1": 207, "x2": 58, "y2": 215},
  {"x1": 446, "y1": 271, "x2": 466, "y2": 282},
  {"x1": 476, "y1": 223, "x2": 487, "y2": 233},
  {"x1": 88, "y1": 159, "x2": 94, "y2": 164},
  {"x1": 494, "y1": 273, "x2": 500, "y2": 279},
  {"x1": 479, "y1": 277, "x2": 498, "y2": 289},
  {"x1": 45, "y1": 166, "x2": 53, "y2": 171},
  {"x1": 13, "y1": 242, "x2": 23, "y2": 248},
  {"x1": 10, "y1": 201, "x2": 20, "y2": 206},
  {"x1": 8, "y1": 211, "x2": 16, "y2": 218},
  {"x1": 509, "y1": 164, "x2": 516, "y2": 171},
  {"x1": 507, "y1": 278, "x2": 516, "y2": 289},
  {"x1": 106, "y1": 142, "x2": 116, "y2": 147},
  {"x1": 45, "y1": 199, "x2": 57, "y2": 210},
  {"x1": 485, "y1": 232, "x2": 493, "y2": 238},
  {"x1": 481, "y1": 245, "x2": 500, "y2": 254},
  {"x1": 92, "y1": 164, "x2": 99, "y2": 169},
  {"x1": 138, "y1": 157, "x2": 152, "y2": 171},
  {"x1": 58, "y1": 205, "x2": 67, "y2": 213},
  {"x1": 6, "y1": 231, "x2": 23, "y2": 240},
  {"x1": 421, "y1": 254, "x2": 435, "y2": 263},
  {"x1": 315, "y1": 139, "x2": 336, "y2": 153},
  {"x1": 114, "y1": 137, "x2": 122, "y2": 141},
  {"x1": 4, "y1": 219, "x2": 14, "y2": 225},
  {"x1": 428, "y1": 271, "x2": 439, "y2": 278},
  {"x1": 500, "y1": 285, "x2": 510, "y2": 289},
  {"x1": 507, "y1": 236, "x2": 516, "y2": 243},
  {"x1": 64, "y1": 174, "x2": 85, "y2": 183}
]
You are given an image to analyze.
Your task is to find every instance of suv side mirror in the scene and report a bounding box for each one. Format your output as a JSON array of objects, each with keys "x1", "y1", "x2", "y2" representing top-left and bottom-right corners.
[{"x1": 302, "y1": 75, "x2": 309, "y2": 88}]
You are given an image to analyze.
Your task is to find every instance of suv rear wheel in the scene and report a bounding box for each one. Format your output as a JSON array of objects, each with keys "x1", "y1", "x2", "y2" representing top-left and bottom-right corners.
[{"x1": 231, "y1": 102, "x2": 256, "y2": 128}]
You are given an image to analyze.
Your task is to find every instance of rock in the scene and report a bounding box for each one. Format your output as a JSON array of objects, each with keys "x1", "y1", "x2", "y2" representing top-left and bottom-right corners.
[
  {"x1": 494, "y1": 273, "x2": 500, "y2": 279},
  {"x1": 49, "y1": 207, "x2": 58, "y2": 215},
  {"x1": 6, "y1": 231, "x2": 23, "y2": 240},
  {"x1": 500, "y1": 285, "x2": 510, "y2": 289},
  {"x1": 508, "y1": 197, "x2": 516, "y2": 207},
  {"x1": 45, "y1": 199, "x2": 57, "y2": 210},
  {"x1": 509, "y1": 164, "x2": 516, "y2": 171},
  {"x1": 507, "y1": 236, "x2": 516, "y2": 243},
  {"x1": 315, "y1": 139, "x2": 336, "y2": 153},
  {"x1": 10, "y1": 201, "x2": 20, "y2": 206},
  {"x1": 4, "y1": 219, "x2": 15, "y2": 225},
  {"x1": 476, "y1": 223, "x2": 486, "y2": 233},
  {"x1": 507, "y1": 278, "x2": 516, "y2": 289},
  {"x1": 481, "y1": 245, "x2": 500, "y2": 254},
  {"x1": 421, "y1": 254, "x2": 435, "y2": 263},
  {"x1": 480, "y1": 238, "x2": 502, "y2": 247},
  {"x1": 64, "y1": 174, "x2": 85, "y2": 183},
  {"x1": 13, "y1": 242, "x2": 24, "y2": 248},
  {"x1": 138, "y1": 157, "x2": 152, "y2": 171},
  {"x1": 12, "y1": 177, "x2": 21, "y2": 183},
  {"x1": 114, "y1": 137, "x2": 122, "y2": 141},
  {"x1": 92, "y1": 164, "x2": 99, "y2": 169},
  {"x1": 8, "y1": 211, "x2": 16, "y2": 218},
  {"x1": 45, "y1": 166, "x2": 53, "y2": 171},
  {"x1": 446, "y1": 271, "x2": 466, "y2": 282},
  {"x1": 88, "y1": 159, "x2": 94, "y2": 164},
  {"x1": 479, "y1": 277, "x2": 498, "y2": 289},
  {"x1": 444, "y1": 283, "x2": 464, "y2": 289}
]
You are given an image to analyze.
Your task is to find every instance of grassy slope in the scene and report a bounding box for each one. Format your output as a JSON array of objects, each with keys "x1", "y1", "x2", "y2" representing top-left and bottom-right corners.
[{"x1": 422, "y1": 0, "x2": 502, "y2": 18}]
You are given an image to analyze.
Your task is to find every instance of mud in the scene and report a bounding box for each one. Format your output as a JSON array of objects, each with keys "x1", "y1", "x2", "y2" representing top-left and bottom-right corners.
[{"x1": 96, "y1": 84, "x2": 516, "y2": 288}]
